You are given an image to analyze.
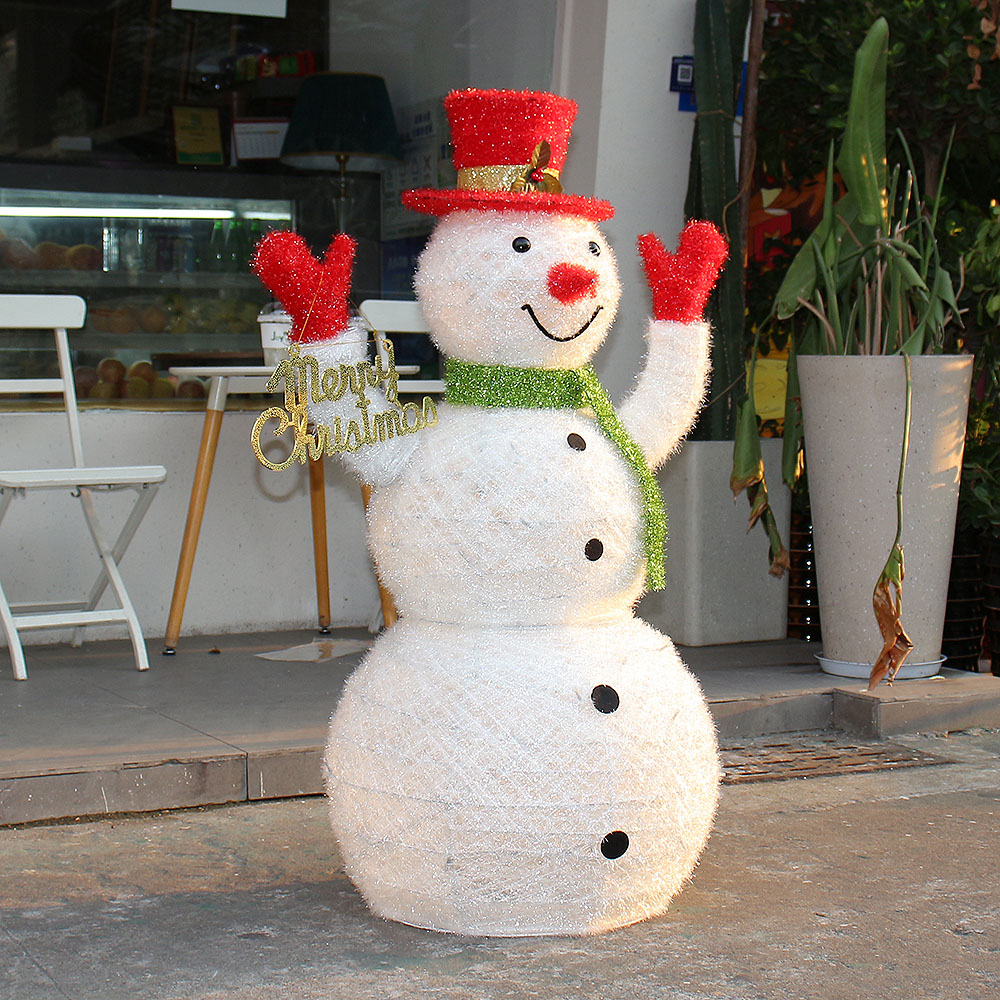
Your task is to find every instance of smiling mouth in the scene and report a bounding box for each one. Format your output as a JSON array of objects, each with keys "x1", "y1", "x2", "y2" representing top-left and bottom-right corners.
[{"x1": 521, "y1": 303, "x2": 603, "y2": 342}]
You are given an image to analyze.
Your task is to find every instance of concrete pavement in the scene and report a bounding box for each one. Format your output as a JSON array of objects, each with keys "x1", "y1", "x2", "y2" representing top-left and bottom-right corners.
[
  {"x1": 3, "y1": 630, "x2": 999, "y2": 826},
  {"x1": 2, "y1": 729, "x2": 998, "y2": 1000}
]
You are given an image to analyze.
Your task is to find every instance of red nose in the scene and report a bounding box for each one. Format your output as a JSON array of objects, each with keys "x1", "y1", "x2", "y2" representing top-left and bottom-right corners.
[{"x1": 547, "y1": 262, "x2": 599, "y2": 304}]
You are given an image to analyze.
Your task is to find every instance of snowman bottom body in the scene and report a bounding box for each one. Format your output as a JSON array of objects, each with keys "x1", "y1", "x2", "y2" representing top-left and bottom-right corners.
[{"x1": 324, "y1": 615, "x2": 720, "y2": 936}]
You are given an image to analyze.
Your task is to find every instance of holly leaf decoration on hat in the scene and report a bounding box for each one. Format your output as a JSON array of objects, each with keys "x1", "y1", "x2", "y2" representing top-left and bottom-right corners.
[{"x1": 511, "y1": 141, "x2": 563, "y2": 194}]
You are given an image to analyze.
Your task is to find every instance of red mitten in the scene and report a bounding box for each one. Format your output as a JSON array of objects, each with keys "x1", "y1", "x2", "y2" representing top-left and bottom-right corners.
[
  {"x1": 251, "y1": 230, "x2": 356, "y2": 344},
  {"x1": 637, "y1": 221, "x2": 728, "y2": 323}
]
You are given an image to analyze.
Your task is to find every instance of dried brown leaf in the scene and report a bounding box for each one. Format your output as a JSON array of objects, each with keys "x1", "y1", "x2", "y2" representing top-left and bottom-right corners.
[
  {"x1": 769, "y1": 545, "x2": 791, "y2": 578},
  {"x1": 868, "y1": 577, "x2": 914, "y2": 689}
]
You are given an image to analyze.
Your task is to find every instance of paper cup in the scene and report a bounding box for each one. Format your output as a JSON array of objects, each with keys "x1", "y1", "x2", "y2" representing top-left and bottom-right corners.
[{"x1": 258, "y1": 306, "x2": 292, "y2": 366}]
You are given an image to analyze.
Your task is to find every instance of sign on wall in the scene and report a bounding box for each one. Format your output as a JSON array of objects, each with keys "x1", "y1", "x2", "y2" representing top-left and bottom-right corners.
[{"x1": 171, "y1": 0, "x2": 286, "y2": 16}]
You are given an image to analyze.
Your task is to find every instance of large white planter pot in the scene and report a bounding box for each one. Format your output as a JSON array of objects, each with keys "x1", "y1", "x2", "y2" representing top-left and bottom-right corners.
[
  {"x1": 639, "y1": 439, "x2": 791, "y2": 645},
  {"x1": 798, "y1": 355, "x2": 973, "y2": 672}
]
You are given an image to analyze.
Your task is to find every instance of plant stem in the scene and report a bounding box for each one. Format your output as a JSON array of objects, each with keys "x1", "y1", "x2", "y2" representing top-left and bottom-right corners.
[
  {"x1": 737, "y1": 0, "x2": 766, "y2": 266},
  {"x1": 893, "y1": 352, "x2": 912, "y2": 553}
]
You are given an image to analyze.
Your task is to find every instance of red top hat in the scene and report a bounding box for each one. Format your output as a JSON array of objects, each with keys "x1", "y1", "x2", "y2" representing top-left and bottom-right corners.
[{"x1": 402, "y1": 89, "x2": 614, "y2": 222}]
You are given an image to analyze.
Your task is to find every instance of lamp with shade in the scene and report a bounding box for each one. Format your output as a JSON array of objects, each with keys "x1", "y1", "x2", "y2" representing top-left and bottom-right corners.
[{"x1": 280, "y1": 72, "x2": 403, "y2": 233}]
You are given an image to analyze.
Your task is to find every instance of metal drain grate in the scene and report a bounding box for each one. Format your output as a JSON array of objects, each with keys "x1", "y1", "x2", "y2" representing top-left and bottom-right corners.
[{"x1": 720, "y1": 735, "x2": 954, "y2": 784}]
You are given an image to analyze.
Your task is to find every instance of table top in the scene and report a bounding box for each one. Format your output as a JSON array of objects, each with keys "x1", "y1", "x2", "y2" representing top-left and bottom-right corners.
[
  {"x1": 168, "y1": 366, "x2": 446, "y2": 399},
  {"x1": 169, "y1": 366, "x2": 275, "y2": 378}
]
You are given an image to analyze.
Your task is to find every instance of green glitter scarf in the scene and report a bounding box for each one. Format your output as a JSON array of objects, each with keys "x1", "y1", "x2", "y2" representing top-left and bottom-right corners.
[{"x1": 444, "y1": 358, "x2": 666, "y2": 591}]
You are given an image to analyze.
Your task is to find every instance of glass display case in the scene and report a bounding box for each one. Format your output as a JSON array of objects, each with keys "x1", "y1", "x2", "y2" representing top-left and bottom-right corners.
[{"x1": 0, "y1": 185, "x2": 294, "y2": 405}]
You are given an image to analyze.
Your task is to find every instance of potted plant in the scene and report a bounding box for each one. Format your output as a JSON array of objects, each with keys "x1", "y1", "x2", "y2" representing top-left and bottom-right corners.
[{"x1": 734, "y1": 18, "x2": 973, "y2": 686}]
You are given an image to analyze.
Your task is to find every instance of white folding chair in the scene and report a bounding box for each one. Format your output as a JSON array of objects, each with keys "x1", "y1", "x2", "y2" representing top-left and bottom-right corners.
[
  {"x1": 0, "y1": 294, "x2": 167, "y2": 680},
  {"x1": 358, "y1": 298, "x2": 444, "y2": 397},
  {"x1": 356, "y1": 299, "x2": 441, "y2": 631}
]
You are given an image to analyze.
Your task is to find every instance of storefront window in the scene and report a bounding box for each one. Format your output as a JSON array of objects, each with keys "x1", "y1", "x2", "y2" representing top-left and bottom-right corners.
[{"x1": 0, "y1": 0, "x2": 556, "y2": 406}]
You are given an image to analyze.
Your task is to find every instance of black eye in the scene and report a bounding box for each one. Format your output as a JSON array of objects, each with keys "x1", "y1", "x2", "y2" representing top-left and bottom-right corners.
[
  {"x1": 588, "y1": 241, "x2": 601, "y2": 256},
  {"x1": 512, "y1": 236, "x2": 531, "y2": 253}
]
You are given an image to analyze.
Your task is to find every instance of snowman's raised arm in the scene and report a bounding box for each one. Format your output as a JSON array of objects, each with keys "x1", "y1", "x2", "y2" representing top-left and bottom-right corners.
[
  {"x1": 617, "y1": 222, "x2": 727, "y2": 469},
  {"x1": 252, "y1": 230, "x2": 356, "y2": 344},
  {"x1": 253, "y1": 231, "x2": 420, "y2": 485}
]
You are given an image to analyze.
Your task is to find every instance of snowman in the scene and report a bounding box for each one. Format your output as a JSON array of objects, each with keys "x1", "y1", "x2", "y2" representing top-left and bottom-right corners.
[{"x1": 253, "y1": 88, "x2": 727, "y2": 936}]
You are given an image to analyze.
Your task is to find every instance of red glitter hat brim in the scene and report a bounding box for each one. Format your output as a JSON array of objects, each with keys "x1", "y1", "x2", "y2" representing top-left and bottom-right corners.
[{"x1": 401, "y1": 187, "x2": 615, "y2": 222}]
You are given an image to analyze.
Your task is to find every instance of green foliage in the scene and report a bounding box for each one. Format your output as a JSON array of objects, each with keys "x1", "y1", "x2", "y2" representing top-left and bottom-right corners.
[
  {"x1": 684, "y1": 0, "x2": 751, "y2": 440},
  {"x1": 959, "y1": 205, "x2": 1000, "y2": 540},
  {"x1": 757, "y1": 0, "x2": 1000, "y2": 205},
  {"x1": 836, "y1": 17, "x2": 889, "y2": 229},
  {"x1": 961, "y1": 405, "x2": 1000, "y2": 540},
  {"x1": 769, "y1": 18, "x2": 958, "y2": 361},
  {"x1": 965, "y1": 204, "x2": 1000, "y2": 326}
]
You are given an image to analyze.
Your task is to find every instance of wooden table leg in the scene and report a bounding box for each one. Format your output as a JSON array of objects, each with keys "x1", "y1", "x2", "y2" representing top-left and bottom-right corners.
[
  {"x1": 361, "y1": 483, "x2": 398, "y2": 629},
  {"x1": 308, "y1": 453, "x2": 331, "y2": 632},
  {"x1": 163, "y1": 405, "x2": 225, "y2": 653}
]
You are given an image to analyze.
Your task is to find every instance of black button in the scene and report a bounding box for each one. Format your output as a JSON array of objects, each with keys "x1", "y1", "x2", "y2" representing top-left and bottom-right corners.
[
  {"x1": 567, "y1": 432, "x2": 586, "y2": 451},
  {"x1": 585, "y1": 538, "x2": 603, "y2": 561},
  {"x1": 591, "y1": 685, "x2": 619, "y2": 713},
  {"x1": 601, "y1": 831, "x2": 629, "y2": 859}
]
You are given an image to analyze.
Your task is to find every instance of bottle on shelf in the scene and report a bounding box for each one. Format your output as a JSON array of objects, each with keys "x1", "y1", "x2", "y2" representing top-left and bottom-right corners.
[
  {"x1": 227, "y1": 216, "x2": 250, "y2": 271},
  {"x1": 247, "y1": 217, "x2": 263, "y2": 261},
  {"x1": 207, "y1": 219, "x2": 227, "y2": 272}
]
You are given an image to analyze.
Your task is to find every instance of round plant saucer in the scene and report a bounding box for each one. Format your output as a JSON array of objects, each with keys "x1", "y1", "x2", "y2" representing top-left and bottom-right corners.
[{"x1": 816, "y1": 654, "x2": 946, "y2": 680}]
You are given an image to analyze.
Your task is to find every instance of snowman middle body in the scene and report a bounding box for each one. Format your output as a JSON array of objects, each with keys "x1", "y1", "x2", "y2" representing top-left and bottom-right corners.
[{"x1": 367, "y1": 405, "x2": 646, "y2": 625}]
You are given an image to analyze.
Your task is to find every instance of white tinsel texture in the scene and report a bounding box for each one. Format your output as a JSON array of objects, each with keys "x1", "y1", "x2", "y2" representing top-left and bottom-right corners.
[
  {"x1": 366, "y1": 406, "x2": 646, "y2": 627},
  {"x1": 315, "y1": 201, "x2": 721, "y2": 937},
  {"x1": 325, "y1": 616, "x2": 720, "y2": 936}
]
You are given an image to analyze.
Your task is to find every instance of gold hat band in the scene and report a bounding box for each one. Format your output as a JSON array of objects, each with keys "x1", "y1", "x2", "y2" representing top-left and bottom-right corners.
[{"x1": 457, "y1": 163, "x2": 562, "y2": 192}]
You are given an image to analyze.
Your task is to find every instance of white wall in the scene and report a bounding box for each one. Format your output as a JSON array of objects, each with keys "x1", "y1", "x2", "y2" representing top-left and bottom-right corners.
[
  {"x1": 0, "y1": 409, "x2": 379, "y2": 646},
  {"x1": 555, "y1": 0, "x2": 698, "y2": 402}
]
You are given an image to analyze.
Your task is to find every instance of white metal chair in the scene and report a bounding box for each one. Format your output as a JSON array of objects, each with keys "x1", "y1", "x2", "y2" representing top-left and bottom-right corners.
[
  {"x1": 359, "y1": 298, "x2": 444, "y2": 397},
  {"x1": 0, "y1": 294, "x2": 167, "y2": 680},
  {"x1": 356, "y1": 299, "x2": 441, "y2": 631}
]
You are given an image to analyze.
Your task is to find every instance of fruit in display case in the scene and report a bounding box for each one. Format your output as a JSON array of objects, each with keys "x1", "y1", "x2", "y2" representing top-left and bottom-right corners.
[
  {"x1": 96, "y1": 357, "x2": 127, "y2": 385},
  {"x1": 127, "y1": 360, "x2": 156, "y2": 384},
  {"x1": 124, "y1": 359, "x2": 156, "y2": 399},
  {"x1": 151, "y1": 378, "x2": 176, "y2": 398},
  {"x1": 66, "y1": 244, "x2": 102, "y2": 271},
  {"x1": 36, "y1": 241, "x2": 69, "y2": 270},
  {"x1": 86, "y1": 295, "x2": 261, "y2": 336},
  {"x1": 89, "y1": 300, "x2": 165, "y2": 335},
  {"x1": 0, "y1": 235, "x2": 100, "y2": 271},
  {"x1": 88, "y1": 357, "x2": 128, "y2": 400},
  {"x1": 0, "y1": 237, "x2": 39, "y2": 269},
  {"x1": 124, "y1": 377, "x2": 151, "y2": 398},
  {"x1": 88, "y1": 380, "x2": 120, "y2": 400},
  {"x1": 88, "y1": 306, "x2": 139, "y2": 334},
  {"x1": 87, "y1": 307, "x2": 111, "y2": 332},
  {"x1": 108, "y1": 307, "x2": 138, "y2": 335},
  {"x1": 83, "y1": 357, "x2": 186, "y2": 401},
  {"x1": 176, "y1": 378, "x2": 206, "y2": 399},
  {"x1": 165, "y1": 296, "x2": 260, "y2": 335},
  {"x1": 73, "y1": 365, "x2": 99, "y2": 398},
  {"x1": 139, "y1": 304, "x2": 169, "y2": 333}
]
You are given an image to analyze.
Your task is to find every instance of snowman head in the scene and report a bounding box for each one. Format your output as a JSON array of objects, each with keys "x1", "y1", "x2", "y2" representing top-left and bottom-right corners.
[
  {"x1": 414, "y1": 209, "x2": 622, "y2": 368},
  {"x1": 402, "y1": 89, "x2": 622, "y2": 369}
]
